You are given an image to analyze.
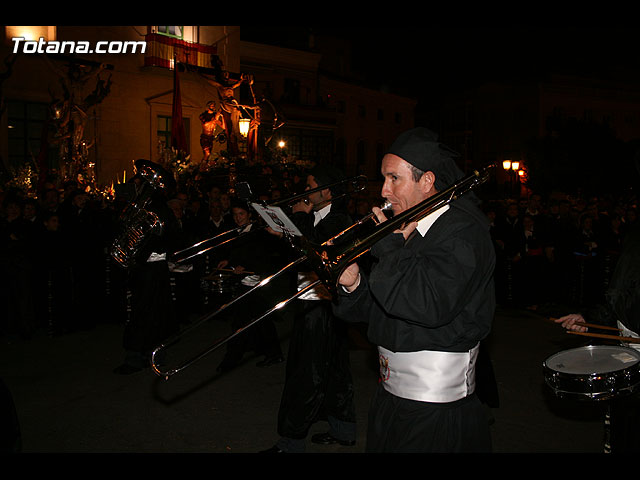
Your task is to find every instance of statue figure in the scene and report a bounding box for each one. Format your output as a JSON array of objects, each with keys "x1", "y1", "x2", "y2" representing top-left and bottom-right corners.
[
  {"x1": 199, "y1": 100, "x2": 226, "y2": 165},
  {"x1": 202, "y1": 70, "x2": 247, "y2": 156}
]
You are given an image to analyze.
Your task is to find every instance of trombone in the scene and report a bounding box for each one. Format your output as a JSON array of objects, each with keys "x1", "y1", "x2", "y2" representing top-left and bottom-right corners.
[
  {"x1": 170, "y1": 174, "x2": 368, "y2": 264},
  {"x1": 151, "y1": 165, "x2": 494, "y2": 379}
]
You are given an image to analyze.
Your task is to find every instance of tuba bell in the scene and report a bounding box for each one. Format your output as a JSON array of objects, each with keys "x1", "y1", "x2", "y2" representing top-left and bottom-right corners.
[{"x1": 110, "y1": 159, "x2": 175, "y2": 268}]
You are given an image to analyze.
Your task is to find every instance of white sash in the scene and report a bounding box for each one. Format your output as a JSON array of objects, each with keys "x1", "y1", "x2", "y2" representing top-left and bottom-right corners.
[{"x1": 378, "y1": 344, "x2": 479, "y2": 403}]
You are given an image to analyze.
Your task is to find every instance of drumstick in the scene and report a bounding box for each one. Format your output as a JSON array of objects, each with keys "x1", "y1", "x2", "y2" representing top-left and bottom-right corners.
[
  {"x1": 569, "y1": 322, "x2": 621, "y2": 332},
  {"x1": 567, "y1": 330, "x2": 640, "y2": 344},
  {"x1": 549, "y1": 317, "x2": 621, "y2": 332},
  {"x1": 211, "y1": 268, "x2": 256, "y2": 274},
  {"x1": 203, "y1": 268, "x2": 235, "y2": 278}
]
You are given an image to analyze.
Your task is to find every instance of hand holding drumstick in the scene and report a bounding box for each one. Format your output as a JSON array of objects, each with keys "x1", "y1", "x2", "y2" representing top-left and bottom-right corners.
[
  {"x1": 554, "y1": 313, "x2": 590, "y2": 333},
  {"x1": 553, "y1": 313, "x2": 640, "y2": 344}
]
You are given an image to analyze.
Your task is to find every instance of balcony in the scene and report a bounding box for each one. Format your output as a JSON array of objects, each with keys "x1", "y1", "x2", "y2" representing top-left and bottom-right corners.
[{"x1": 144, "y1": 32, "x2": 217, "y2": 70}]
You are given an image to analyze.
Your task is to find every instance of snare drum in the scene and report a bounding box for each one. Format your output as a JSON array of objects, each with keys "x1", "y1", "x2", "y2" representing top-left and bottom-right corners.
[{"x1": 543, "y1": 345, "x2": 640, "y2": 401}]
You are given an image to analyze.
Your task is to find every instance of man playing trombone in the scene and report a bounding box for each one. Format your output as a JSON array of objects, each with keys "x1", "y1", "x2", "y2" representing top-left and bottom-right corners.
[{"x1": 334, "y1": 128, "x2": 496, "y2": 452}]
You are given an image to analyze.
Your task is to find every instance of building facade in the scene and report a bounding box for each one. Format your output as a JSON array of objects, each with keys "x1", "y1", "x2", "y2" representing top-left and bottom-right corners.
[
  {"x1": 427, "y1": 73, "x2": 640, "y2": 195},
  {"x1": 1, "y1": 25, "x2": 416, "y2": 201}
]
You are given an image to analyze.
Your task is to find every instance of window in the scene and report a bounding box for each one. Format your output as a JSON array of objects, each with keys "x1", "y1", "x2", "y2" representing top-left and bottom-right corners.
[
  {"x1": 376, "y1": 142, "x2": 385, "y2": 174},
  {"x1": 334, "y1": 138, "x2": 346, "y2": 172},
  {"x1": 6, "y1": 100, "x2": 54, "y2": 171},
  {"x1": 157, "y1": 116, "x2": 171, "y2": 150},
  {"x1": 156, "y1": 26, "x2": 183, "y2": 39},
  {"x1": 157, "y1": 115, "x2": 190, "y2": 151},
  {"x1": 282, "y1": 78, "x2": 301, "y2": 104},
  {"x1": 279, "y1": 128, "x2": 333, "y2": 165},
  {"x1": 356, "y1": 140, "x2": 367, "y2": 174}
]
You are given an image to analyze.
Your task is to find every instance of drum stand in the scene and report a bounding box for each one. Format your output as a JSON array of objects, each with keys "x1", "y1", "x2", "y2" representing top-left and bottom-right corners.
[{"x1": 603, "y1": 404, "x2": 611, "y2": 454}]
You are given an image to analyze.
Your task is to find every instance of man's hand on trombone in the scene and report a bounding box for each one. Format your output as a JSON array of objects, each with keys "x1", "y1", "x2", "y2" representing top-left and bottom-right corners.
[
  {"x1": 337, "y1": 204, "x2": 415, "y2": 293},
  {"x1": 371, "y1": 205, "x2": 417, "y2": 241}
]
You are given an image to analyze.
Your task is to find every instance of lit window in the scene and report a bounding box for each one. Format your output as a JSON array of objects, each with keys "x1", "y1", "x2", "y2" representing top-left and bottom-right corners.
[
  {"x1": 156, "y1": 26, "x2": 183, "y2": 39},
  {"x1": 157, "y1": 115, "x2": 190, "y2": 151}
]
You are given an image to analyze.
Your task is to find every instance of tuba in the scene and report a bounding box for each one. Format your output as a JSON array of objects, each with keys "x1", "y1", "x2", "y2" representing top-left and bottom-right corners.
[{"x1": 110, "y1": 159, "x2": 175, "y2": 268}]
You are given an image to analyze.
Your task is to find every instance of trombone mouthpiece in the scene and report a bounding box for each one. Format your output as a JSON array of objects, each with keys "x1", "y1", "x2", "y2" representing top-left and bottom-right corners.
[{"x1": 380, "y1": 199, "x2": 393, "y2": 211}]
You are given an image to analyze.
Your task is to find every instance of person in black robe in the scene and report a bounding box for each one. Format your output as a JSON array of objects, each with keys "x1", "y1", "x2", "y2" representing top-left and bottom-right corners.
[
  {"x1": 112, "y1": 164, "x2": 181, "y2": 375},
  {"x1": 556, "y1": 156, "x2": 640, "y2": 452},
  {"x1": 334, "y1": 127, "x2": 496, "y2": 453},
  {"x1": 262, "y1": 165, "x2": 357, "y2": 453},
  {"x1": 215, "y1": 200, "x2": 287, "y2": 372}
]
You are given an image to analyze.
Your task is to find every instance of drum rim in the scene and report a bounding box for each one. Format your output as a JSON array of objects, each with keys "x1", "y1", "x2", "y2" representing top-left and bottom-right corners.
[
  {"x1": 543, "y1": 344, "x2": 640, "y2": 377},
  {"x1": 544, "y1": 344, "x2": 640, "y2": 367}
]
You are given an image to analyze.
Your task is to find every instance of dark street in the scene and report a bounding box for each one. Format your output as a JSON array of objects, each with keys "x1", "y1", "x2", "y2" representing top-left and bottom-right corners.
[{"x1": 1, "y1": 304, "x2": 608, "y2": 454}]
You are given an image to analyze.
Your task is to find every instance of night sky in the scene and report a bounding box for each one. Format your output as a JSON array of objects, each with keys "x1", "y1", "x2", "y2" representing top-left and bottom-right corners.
[
  {"x1": 241, "y1": 26, "x2": 640, "y2": 192},
  {"x1": 241, "y1": 26, "x2": 640, "y2": 105}
]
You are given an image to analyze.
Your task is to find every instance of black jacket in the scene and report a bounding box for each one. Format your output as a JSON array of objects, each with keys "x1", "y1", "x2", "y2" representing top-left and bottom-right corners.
[
  {"x1": 590, "y1": 223, "x2": 640, "y2": 333},
  {"x1": 334, "y1": 201, "x2": 495, "y2": 353}
]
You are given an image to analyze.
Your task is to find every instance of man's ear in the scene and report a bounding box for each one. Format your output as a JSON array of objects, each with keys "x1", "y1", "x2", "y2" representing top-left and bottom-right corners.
[{"x1": 420, "y1": 171, "x2": 436, "y2": 195}]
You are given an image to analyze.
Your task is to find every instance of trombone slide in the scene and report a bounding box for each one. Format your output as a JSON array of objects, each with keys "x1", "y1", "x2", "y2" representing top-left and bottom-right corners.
[{"x1": 151, "y1": 165, "x2": 494, "y2": 379}]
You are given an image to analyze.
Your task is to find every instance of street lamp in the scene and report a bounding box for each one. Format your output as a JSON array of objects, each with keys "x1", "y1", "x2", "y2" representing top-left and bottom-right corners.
[
  {"x1": 503, "y1": 159, "x2": 521, "y2": 195},
  {"x1": 238, "y1": 118, "x2": 251, "y2": 138},
  {"x1": 236, "y1": 118, "x2": 251, "y2": 158},
  {"x1": 502, "y1": 160, "x2": 513, "y2": 194},
  {"x1": 511, "y1": 161, "x2": 522, "y2": 196}
]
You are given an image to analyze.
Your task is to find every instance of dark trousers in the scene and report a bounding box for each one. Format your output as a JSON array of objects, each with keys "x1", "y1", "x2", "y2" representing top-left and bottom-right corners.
[
  {"x1": 366, "y1": 387, "x2": 492, "y2": 453},
  {"x1": 122, "y1": 261, "x2": 178, "y2": 367},
  {"x1": 220, "y1": 287, "x2": 283, "y2": 366},
  {"x1": 0, "y1": 378, "x2": 20, "y2": 453},
  {"x1": 609, "y1": 393, "x2": 640, "y2": 452},
  {"x1": 277, "y1": 300, "x2": 356, "y2": 441}
]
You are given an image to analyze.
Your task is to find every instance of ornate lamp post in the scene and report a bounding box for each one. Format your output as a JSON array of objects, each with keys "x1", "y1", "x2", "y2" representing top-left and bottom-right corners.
[
  {"x1": 502, "y1": 159, "x2": 521, "y2": 196},
  {"x1": 511, "y1": 161, "x2": 520, "y2": 197}
]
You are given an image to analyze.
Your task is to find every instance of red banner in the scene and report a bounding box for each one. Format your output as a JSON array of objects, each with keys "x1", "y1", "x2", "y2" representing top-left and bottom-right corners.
[
  {"x1": 144, "y1": 33, "x2": 217, "y2": 69},
  {"x1": 171, "y1": 64, "x2": 188, "y2": 153}
]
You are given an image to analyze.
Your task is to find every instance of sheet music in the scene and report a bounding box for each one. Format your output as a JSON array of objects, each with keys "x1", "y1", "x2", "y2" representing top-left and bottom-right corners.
[{"x1": 251, "y1": 203, "x2": 303, "y2": 237}]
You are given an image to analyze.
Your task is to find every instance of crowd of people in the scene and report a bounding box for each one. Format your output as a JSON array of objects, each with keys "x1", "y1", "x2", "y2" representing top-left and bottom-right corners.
[
  {"x1": 2, "y1": 173, "x2": 636, "y2": 342},
  {"x1": 0, "y1": 175, "x2": 295, "y2": 341},
  {"x1": 486, "y1": 191, "x2": 637, "y2": 312},
  {"x1": 0, "y1": 183, "x2": 115, "y2": 340},
  {"x1": 0, "y1": 169, "x2": 381, "y2": 340}
]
